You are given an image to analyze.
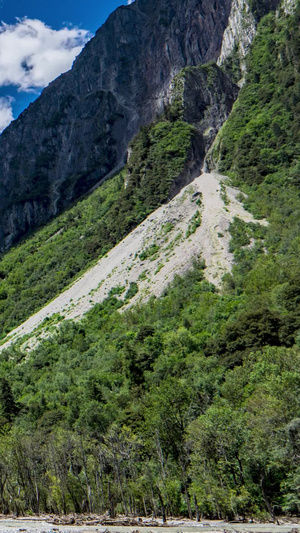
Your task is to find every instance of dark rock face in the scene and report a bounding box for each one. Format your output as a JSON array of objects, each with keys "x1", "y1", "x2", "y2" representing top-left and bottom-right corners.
[
  {"x1": 169, "y1": 64, "x2": 239, "y2": 197},
  {"x1": 0, "y1": 0, "x2": 233, "y2": 251},
  {"x1": 249, "y1": 0, "x2": 281, "y2": 21},
  {"x1": 183, "y1": 64, "x2": 239, "y2": 149}
]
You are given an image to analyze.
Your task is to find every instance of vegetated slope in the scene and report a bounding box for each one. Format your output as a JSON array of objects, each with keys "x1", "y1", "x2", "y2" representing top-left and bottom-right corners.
[
  {"x1": 0, "y1": 63, "x2": 237, "y2": 340},
  {"x1": 209, "y1": 2, "x2": 300, "y2": 321},
  {"x1": 0, "y1": 0, "x2": 233, "y2": 252},
  {"x1": 0, "y1": 266, "x2": 299, "y2": 517},
  {"x1": 1, "y1": 170, "x2": 266, "y2": 351},
  {"x1": 0, "y1": 1, "x2": 300, "y2": 521}
]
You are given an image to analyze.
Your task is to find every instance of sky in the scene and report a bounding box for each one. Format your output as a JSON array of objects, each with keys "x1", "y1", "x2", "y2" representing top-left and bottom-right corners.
[{"x1": 0, "y1": 0, "x2": 134, "y2": 132}]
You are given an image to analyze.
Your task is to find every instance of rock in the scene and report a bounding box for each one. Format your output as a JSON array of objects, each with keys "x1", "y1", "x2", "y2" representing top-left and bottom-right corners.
[
  {"x1": 217, "y1": 0, "x2": 256, "y2": 75},
  {"x1": 0, "y1": 0, "x2": 233, "y2": 252},
  {"x1": 0, "y1": 0, "x2": 282, "y2": 252},
  {"x1": 167, "y1": 63, "x2": 239, "y2": 197}
]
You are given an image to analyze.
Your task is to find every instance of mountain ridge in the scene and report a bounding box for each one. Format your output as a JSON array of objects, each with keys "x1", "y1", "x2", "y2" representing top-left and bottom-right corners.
[{"x1": 0, "y1": 0, "x2": 233, "y2": 252}]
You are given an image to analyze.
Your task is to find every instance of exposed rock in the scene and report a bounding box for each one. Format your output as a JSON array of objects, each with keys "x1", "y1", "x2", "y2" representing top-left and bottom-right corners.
[
  {"x1": 0, "y1": 171, "x2": 267, "y2": 351},
  {"x1": 182, "y1": 65, "x2": 238, "y2": 149},
  {"x1": 217, "y1": 0, "x2": 256, "y2": 77},
  {"x1": 168, "y1": 64, "x2": 239, "y2": 196},
  {"x1": 281, "y1": 0, "x2": 297, "y2": 15},
  {"x1": 217, "y1": 0, "x2": 284, "y2": 82},
  {"x1": 0, "y1": 0, "x2": 233, "y2": 252}
]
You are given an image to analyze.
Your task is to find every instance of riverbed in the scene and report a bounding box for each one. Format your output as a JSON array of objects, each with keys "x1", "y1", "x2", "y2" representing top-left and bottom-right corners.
[{"x1": 0, "y1": 518, "x2": 298, "y2": 533}]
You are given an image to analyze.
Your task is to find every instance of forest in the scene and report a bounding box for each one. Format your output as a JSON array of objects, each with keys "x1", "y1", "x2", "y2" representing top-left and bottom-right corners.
[{"x1": 0, "y1": 2, "x2": 299, "y2": 521}]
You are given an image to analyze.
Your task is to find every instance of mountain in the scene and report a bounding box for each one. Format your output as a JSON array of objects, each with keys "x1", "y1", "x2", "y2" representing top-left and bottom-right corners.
[
  {"x1": 0, "y1": 62, "x2": 238, "y2": 338},
  {"x1": 0, "y1": 0, "x2": 300, "y2": 521},
  {"x1": 0, "y1": 0, "x2": 235, "y2": 252}
]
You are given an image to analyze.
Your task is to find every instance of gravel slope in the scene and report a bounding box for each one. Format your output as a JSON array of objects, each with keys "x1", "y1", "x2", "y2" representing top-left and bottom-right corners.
[{"x1": 0, "y1": 171, "x2": 266, "y2": 352}]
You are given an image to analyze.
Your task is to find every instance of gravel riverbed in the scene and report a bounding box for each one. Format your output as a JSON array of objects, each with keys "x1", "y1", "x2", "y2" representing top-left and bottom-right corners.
[{"x1": 0, "y1": 519, "x2": 298, "y2": 533}]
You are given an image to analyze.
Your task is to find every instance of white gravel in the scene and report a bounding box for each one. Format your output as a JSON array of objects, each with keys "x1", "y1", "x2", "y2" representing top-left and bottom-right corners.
[
  {"x1": 0, "y1": 518, "x2": 297, "y2": 533},
  {"x1": 0, "y1": 171, "x2": 266, "y2": 352}
]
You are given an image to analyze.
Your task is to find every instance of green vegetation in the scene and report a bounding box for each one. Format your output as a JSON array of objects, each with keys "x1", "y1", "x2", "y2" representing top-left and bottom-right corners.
[
  {"x1": 1, "y1": 5, "x2": 300, "y2": 521},
  {"x1": 0, "y1": 116, "x2": 196, "y2": 340},
  {"x1": 213, "y1": 5, "x2": 300, "y2": 302},
  {"x1": 220, "y1": 181, "x2": 230, "y2": 205},
  {"x1": 124, "y1": 282, "x2": 139, "y2": 301},
  {"x1": 248, "y1": 0, "x2": 280, "y2": 21},
  {"x1": 161, "y1": 222, "x2": 175, "y2": 234},
  {"x1": 229, "y1": 217, "x2": 266, "y2": 253},
  {"x1": 127, "y1": 120, "x2": 196, "y2": 209},
  {"x1": 154, "y1": 262, "x2": 164, "y2": 274},
  {"x1": 0, "y1": 261, "x2": 299, "y2": 517},
  {"x1": 223, "y1": 44, "x2": 243, "y2": 84},
  {"x1": 138, "y1": 270, "x2": 148, "y2": 281},
  {"x1": 139, "y1": 244, "x2": 160, "y2": 261},
  {"x1": 167, "y1": 71, "x2": 185, "y2": 121},
  {"x1": 108, "y1": 285, "x2": 126, "y2": 297},
  {"x1": 186, "y1": 210, "x2": 202, "y2": 238}
]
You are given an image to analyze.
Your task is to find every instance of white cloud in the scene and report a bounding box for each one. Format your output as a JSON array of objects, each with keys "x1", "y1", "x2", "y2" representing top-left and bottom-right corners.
[
  {"x1": 0, "y1": 96, "x2": 14, "y2": 132},
  {"x1": 0, "y1": 18, "x2": 92, "y2": 92},
  {"x1": 127, "y1": 0, "x2": 135, "y2": 4}
]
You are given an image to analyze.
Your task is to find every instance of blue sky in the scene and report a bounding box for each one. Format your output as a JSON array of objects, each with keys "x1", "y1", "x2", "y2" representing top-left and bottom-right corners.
[{"x1": 0, "y1": 0, "x2": 130, "y2": 131}]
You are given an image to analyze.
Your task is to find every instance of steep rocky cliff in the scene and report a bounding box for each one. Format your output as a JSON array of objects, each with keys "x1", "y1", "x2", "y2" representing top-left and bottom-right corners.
[
  {"x1": 0, "y1": 0, "x2": 284, "y2": 252},
  {"x1": 217, "y1": 0, "x2": 256, "y2": 78},
  {"x1": 166, "y1": 63, "x2": 239, "y2": 196},
  {"x1": 0, "y1": 0, "x2": 233, "y2": 251}
]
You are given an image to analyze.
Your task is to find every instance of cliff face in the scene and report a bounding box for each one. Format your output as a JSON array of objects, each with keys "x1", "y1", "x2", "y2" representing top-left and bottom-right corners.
[
  {"x1": 167, "y1": 64, "x2": 239, "y2": 196},
  {"x1": 0, "y1": 0, "x2": 233, "y2": 251},
  {"x1": 217, "y1": 0, "x2": 256, "y2": 76}
]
